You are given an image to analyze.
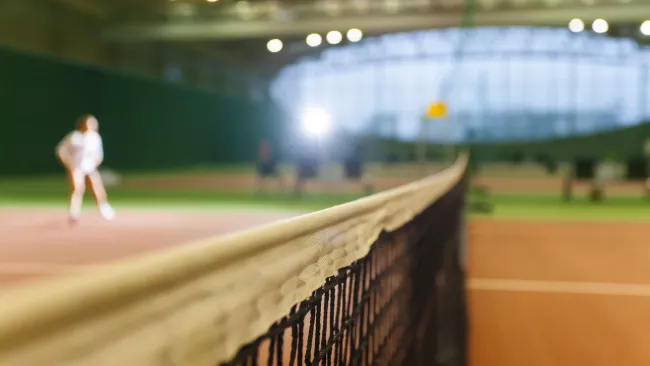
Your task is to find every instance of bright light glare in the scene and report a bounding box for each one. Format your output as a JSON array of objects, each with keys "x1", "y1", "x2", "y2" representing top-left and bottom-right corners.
[
  {"x1": 267, "y1": 39, "x2": 283, "y2": 53},
  {"x1": 326, "y1": 30, "x2": 343, "y2": 45},
  {"x1": 300, "y1": 108, "x2": 331, "y2": 137},
  {"x1": 568, "y1": 18, "x2": 584, "y2": 32},
  {"x1": 306, "y1": 33, "x2": 322, "y2": 47},
  {"x1": 592, "y1": 19, "x2": 608, "y2": 34},
  {"x1": 347, "y1": 28, "x2": 363, "y2": 42},
  {"x1": 641, "y1": 21, "x2": 650, "y2": 36}
]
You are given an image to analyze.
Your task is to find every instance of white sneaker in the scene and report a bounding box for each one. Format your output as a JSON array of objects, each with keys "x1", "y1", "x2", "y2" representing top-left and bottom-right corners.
[
  {"x1": 99, "y1": 203, "x2": 116, "y2": 221},
  {"x1": 68, "y1": 216, "x2": 80, "y2": 227}
]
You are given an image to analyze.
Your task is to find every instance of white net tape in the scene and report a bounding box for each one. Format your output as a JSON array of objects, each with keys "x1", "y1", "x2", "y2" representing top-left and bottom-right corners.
[{"x1": 0, "y1": 153, "x2": 468, "y2": 366}]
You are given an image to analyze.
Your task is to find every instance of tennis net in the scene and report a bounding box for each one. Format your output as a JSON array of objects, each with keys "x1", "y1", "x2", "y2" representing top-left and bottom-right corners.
[
  {"x1": 0, "y1": 154, "x2": 468, "y2": 366},
  {"x1": 223, "y1": 175, "x2": 467, "y2": 366}
]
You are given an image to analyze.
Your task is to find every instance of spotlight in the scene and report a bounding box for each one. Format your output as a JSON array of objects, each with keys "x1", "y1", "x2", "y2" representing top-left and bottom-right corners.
[
  {"x1": 568, "y1": 18, "x2": 584, "y2": 33},
  {"x1": 326, "y1": 30, "x2": 343, "y2": 45},
  {"x1": 267, "y1": 38, "x2": 283, "y2": 53},
  {"x1": 347, "y1": 28, "x2": 363, "y2": 42},
  {"x1": 306, "y1": 33, "x2": 323, "y2": 47},
  {"x1": 300, "y1": 107, "x2": 331, "y2": 138},
  {"x1": 641, "y1": 20, "x2": 650, "y2": 36},
  {"x1": 592, "y1": 19, "x2": 608, "y2": 34}
]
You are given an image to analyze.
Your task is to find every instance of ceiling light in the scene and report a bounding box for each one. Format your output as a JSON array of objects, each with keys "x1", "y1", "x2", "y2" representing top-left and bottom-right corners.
[
  {"x1": 641, "y1": 20, "x2": 650, "y2": 36},
  {"x1": 568, "y1": 18, "x2": 584, "y2": 32},
  {"x1": 306, "y1": 33, "x2": 322, "y2": 47},
  {"x1": 326, "y1": 31, "x2": 343, "y2": 45},
  {"x1": 592, "y1": 19, "x2": 608, "y2": 34},
  {"x1": 347, "y1": 28, "x2": 363, "y2": 42},
  {"x1": 267, "y1": 39, "x2": 283, "y2": 53}
]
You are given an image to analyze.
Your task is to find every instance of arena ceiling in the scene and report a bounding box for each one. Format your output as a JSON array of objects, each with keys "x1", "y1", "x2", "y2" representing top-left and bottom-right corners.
[{"x1": 51, "y1": 0, "x2": 650, "y2": 72}]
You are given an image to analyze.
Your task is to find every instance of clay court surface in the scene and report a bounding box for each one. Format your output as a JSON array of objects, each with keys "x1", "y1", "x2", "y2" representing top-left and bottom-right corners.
[
  {"x1": 475, "y1": 176, "x2": 648, "y2": 195},
  {"x1": 0, "y1": 208, "x2": 301, "y2": 287},
  {"x1": 120, "y1": 169, "x2": 649, "y2": 196},
  {"x1": 468, "y1": 219, "x2": 650, "y2": 366},
  {"x1": 121, "y1": 171, "x2": 423, "y2": 194}
]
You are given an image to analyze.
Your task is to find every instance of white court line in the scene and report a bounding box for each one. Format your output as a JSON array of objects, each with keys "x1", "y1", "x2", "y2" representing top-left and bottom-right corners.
[
  {"x1": 0, "y1": 262, "x2": 97, "y2": 275},
  {"x1": 468, "y1": 278, "x2": 650, "y2": 297}
]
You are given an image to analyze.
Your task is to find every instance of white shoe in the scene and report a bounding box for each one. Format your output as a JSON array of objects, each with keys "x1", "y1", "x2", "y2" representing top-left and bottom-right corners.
[
  {"x1": 99, "y1": 204, "x2": 116, "y2": 221},
  {"x1": 68, "y1": 210, "x2": 81, "y2": 226},
  {"x1": 68, "y1": 216, "x2": 79, "y2": 227}
]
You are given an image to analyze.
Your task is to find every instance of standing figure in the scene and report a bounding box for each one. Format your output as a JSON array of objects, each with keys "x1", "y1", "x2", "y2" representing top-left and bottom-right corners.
[
  {"x1": 344, "y1": 142, "x2": 373, "y2": 195},
  {"x1": 55, "y1": 114, "x2": 115, "y2": 224},
  {"x1": 256, "y1": 138, "x2": 283, "y2": 193}
]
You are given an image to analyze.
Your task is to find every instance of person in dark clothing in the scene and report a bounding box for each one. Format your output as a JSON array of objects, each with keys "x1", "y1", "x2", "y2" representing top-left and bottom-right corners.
[
  {"x1": 255, "y1": 138, "x2": 283, "y2": 193},
  {"x1": 344, "y1": 142, "x2": 373, "y2": 195},
  {"x1": 294, "y1": 152, "x2": 318, "y2": 197},
  {"x1": 344, "y1": 143, "x2": 363, "y2": 181}
]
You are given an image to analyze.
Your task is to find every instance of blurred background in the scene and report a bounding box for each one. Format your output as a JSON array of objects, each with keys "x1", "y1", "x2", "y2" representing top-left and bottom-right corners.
[{"x1": 1, "y1": 0, "x2": 650, "y2": 203}]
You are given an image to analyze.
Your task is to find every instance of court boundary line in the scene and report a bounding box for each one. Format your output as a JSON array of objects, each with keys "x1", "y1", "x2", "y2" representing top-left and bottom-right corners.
[{"x1": 468, "y1": 278, "x2": 650, "y2": 297}]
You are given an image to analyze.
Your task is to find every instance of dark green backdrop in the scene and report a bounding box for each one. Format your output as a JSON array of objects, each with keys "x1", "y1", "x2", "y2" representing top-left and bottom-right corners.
[
  {"x1": 366, "y1": 123, "x2": 650, "y2": 163},
  {"x1": 463, "y1": 123, "x2": 650, "y2": 163},
  {"x1": 0, "y1": 47, "x2": 281, "y2": 175}
]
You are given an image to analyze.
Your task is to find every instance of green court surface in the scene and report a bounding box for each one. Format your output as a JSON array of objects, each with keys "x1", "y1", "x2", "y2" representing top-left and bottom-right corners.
[
  {"x1": 0, "y1": 177, "x2": 365, "y2": 212},
  {"x1": 120, "y1": 164, "x2": 256, "y2": 177},
  {"x1": 472, "y1": 193, "x2": 650, "y2": 220},
  {"x1": 0, "y1": 191, "x2": 365, "y2": 213},
  {"x1": 4, "y1": 176, "x2": 650, "y2": 219}
]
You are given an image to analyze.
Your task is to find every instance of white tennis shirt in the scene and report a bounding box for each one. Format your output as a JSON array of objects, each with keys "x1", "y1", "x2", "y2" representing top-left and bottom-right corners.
[{"x1": 56, "y1": 130, "x2": 104, "y2": 174}]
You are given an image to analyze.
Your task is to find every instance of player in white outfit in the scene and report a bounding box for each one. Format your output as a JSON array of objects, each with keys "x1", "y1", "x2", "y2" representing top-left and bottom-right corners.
[{"x1": 55, "y1": 114, "x2": 115, "y2": 224}]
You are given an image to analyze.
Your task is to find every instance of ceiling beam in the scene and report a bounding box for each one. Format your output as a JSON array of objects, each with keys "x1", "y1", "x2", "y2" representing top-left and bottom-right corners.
[
  {"x1": 51, "y1": 0, "x2": 110, "y2": 19},
  {"x1": 102, "y1": 4, "x2": 650, "y2": 41},
  {"x1": 175, "y1": 43, "x2": 283, "y2": 76},
  {"x1": 176, "y1": 43, "x2": 250, "y2": 68}
]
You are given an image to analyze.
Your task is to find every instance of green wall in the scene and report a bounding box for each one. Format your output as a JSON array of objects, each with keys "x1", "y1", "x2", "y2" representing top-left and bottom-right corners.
[{"x1": 0, "y1": 47, "x2": 280, "y2": 175}]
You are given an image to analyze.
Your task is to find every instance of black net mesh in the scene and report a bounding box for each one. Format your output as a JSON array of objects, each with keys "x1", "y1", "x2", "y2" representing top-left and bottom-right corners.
[{"x1": 222, "y1": 176, "x2": 468, "y2": 366}]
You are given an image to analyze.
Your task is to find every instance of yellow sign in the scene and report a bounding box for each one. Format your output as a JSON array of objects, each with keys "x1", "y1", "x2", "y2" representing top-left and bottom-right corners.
[{"x1": 425, "y1": 102, "x2": 447, "y2": 119}]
